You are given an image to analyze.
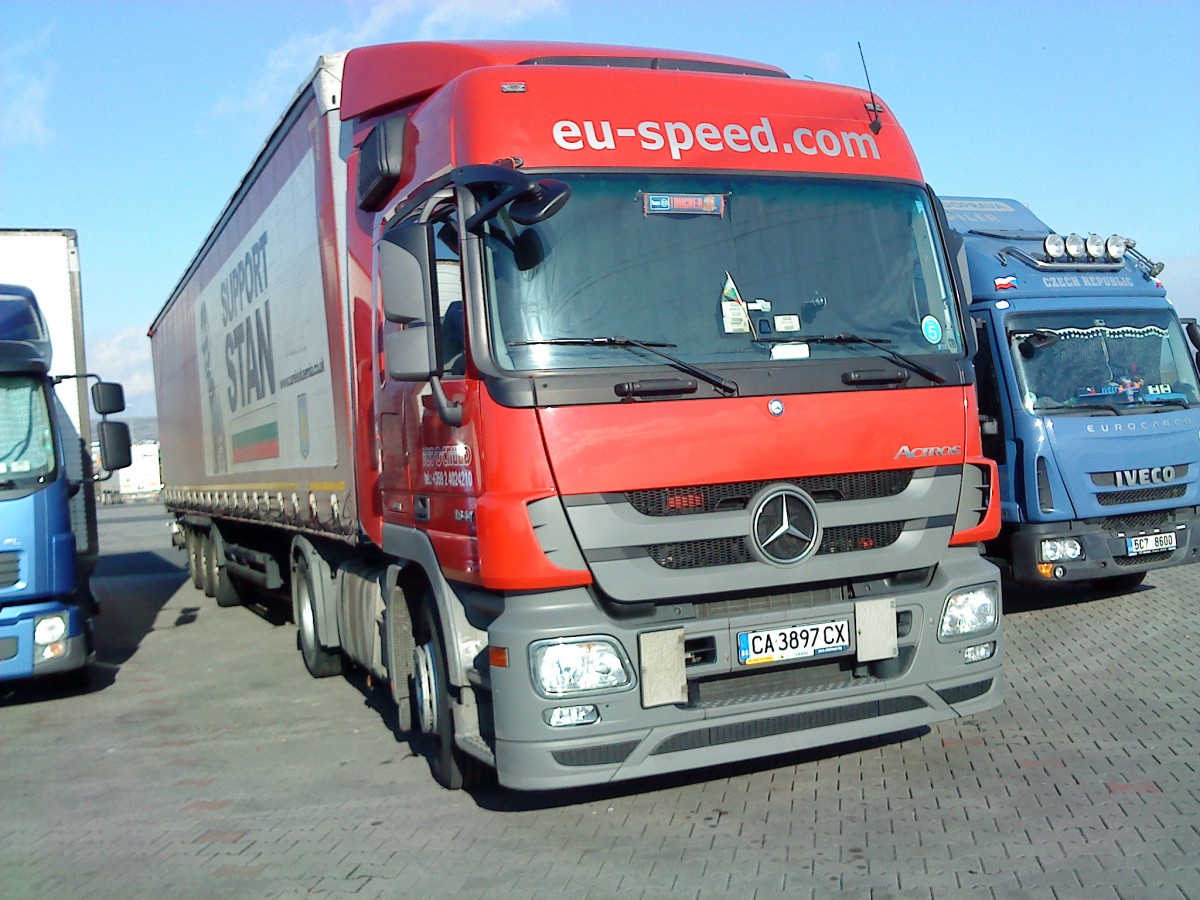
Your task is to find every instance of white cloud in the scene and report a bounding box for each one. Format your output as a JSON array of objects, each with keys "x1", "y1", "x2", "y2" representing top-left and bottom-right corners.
[
  {"x1": 87, "y1": 326, "x2": 158, "y2": 416},
  {"x1": 211, "y1": 0, "x2": 565, "y2": 122},
  {"x1": 0, "y1": 23, "x2": 56, "y2": 147}
]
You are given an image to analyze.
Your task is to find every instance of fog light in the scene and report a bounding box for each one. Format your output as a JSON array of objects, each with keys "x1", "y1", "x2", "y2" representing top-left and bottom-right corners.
[
  {"x1": 1064, "y1": 233, "x2": 1086, "y2": 259},
  {"x1": 1044, "y1": 233, "x2": 1065, "y2": 259},
  {"x1": 531, "y1": 637, "x2": 631, "y2": 697},
  {"x1": 545, "y1": 705, "x2": 600, "y2": 727},
  {"x1": 1085, "y1": 233, "x2": 1105, "y2": 259},
  {"x1": 1105, "y1": 234, "x2": 1126, "y2": 260},
  {"x1": 34, "y1": 613, "x2": 68, "y2": 645},
  {"x1": 40, "y1": 641, "x2": 66, "y2": 660},
  {"x1": 939, "y1": 584, "x2": 999, "y2": 640},
  {"x1": 963, "y1": 642, "x2": 995, "y2": 663}
]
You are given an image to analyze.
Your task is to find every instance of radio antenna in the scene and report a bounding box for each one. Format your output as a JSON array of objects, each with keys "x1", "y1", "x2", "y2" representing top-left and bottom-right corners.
[{"x1": 858, "y1": 41, "x2": 883, "y2": 135}]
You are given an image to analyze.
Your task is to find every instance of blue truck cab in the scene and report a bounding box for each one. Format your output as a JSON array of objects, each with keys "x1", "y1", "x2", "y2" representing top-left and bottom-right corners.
[
  {"x1": 0, "y1": 284, "x2": 130, "y2": 685},
  {"x1": 943, "y1": 198, "x2": 1200, "y2": 588}
]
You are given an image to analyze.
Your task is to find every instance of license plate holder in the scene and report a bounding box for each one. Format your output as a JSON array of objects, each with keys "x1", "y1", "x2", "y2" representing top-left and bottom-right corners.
[
  {"x1": 737, "y1": 618, "x2": 851, "y2": 666},
  {"x1": 1126, "y1": 531, "x2": 1176, "y2": 556}
]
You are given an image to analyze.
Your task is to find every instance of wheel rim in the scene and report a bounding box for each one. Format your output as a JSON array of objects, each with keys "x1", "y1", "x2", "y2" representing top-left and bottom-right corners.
[{"x1": 414, "y1": 642, "x2": 439, "y2": 734}]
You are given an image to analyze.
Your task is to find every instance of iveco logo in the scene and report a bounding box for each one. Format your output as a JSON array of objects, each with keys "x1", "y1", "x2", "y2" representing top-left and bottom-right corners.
[
  {"x1": 894, "y1": 444, "x2": 962, "y2": 460},
  {"x1": 1115, "y1": 466, "x2": 1177, "y2": 486},
  {"x1": 749, "y1": 485, "x2": 821, "y2": 566}
]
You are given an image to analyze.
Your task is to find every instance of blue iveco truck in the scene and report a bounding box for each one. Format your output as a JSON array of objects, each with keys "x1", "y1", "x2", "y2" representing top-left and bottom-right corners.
[
  {"x1": 943, "y1": 198, "x2": 1200, "y2": 588},
  {"x1": 1, "y1": 229, "x2": 130, "y2": 687}
]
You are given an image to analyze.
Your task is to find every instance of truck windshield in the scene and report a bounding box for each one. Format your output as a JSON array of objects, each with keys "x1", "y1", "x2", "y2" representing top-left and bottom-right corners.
[
  {"x1": 0, "y1": 375, "x2": 55, "y2": 484},
  {"x1": 1006, "y1": 310, "x2": 1200, "y2": 415},
  {"x1": 482, "y1": 174, "x2": 961, "y2": 372}
]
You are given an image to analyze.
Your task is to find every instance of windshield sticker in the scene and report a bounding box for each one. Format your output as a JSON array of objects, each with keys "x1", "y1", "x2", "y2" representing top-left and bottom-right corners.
[
  {"x1": 720, "y1": 272, "x2": 753, "y2": 335},
  {"x1": 770, "y1": 343, "x2": 810, "y2": 360},
  {"x1": 994, "y1": 275, "x2": 1018, "y2": 291},
  {"x1": 644, "y1": 193, "x2": 726, "y2": 216},
  {"x1": 773, "y1": 314, "x2": 801, "y2": 332},
  {"x1": 921, "y1": 315, "x2": 943, "y2": 344}
]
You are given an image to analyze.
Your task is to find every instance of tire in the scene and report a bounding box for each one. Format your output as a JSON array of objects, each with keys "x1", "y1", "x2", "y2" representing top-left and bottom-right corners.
[
  {"x1": 294, "y1": 550, "x2": 343, "y2": 678},
  {"x1": 1095, "y1": 571, "x2": 1147, "y2": 592},
  {"x1": 187, "y1": 531, "x2": 203, "y2": 590},
  {"x1": 386, "y1": 592, "x2": 415, "y2": 733},
  {"x1": 214, "y1": 563, "x2": 243, "y2": 608},
  {"x1": 199, "y1": 533, "x2": 218, "y2": 598},
  {"x1": 412, "y1": 600, "x2": 489, "y2": 790}
]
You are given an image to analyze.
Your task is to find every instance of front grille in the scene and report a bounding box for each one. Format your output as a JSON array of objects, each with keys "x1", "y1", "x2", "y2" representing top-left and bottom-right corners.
[
  {"x1": 647, "y1": 522, "x2": 904, "y2": 570},
  {"x1": 935, "y1": 679, "x2": 993, "y2": 705},
  {"x1": 626, "y1": 470, "x2": 912, "y2": 517},
  {"x1": 650, "y1": 695, "x2": 928, "y2": 756},
  {"x1": 1097, "y1": 485, "x2": 1186, "y2": 506},
  {"x1": 1115, "y1": 550, "x2": 1174, "y2": 567},
  {"x1": 691, "y1": 659, "x2": 860, "y2": 708},
  {"x1": 694, "y1": 585, "x2": 846, "y2": 620},
  {"x1": 0, "y1": 636, "x2": 17, "y2": 662},
  {"x1": 551, "y1": 741, "x2": 639, "y2": 767},
  {"x1": 1099, "y1": 511, "x2": 1171, "y2": 532},
  {"x1": 0, "y1": 551, "x2": 19, "y2": 589}
]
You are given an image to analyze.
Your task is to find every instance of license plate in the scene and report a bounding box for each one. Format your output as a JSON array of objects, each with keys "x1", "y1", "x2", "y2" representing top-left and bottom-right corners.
[
  {"x1": 1126, "y1": 531, "x2": 1176, "y2": 556},
  {"x1": 737, "y1": 619, "x2": 850, "y2": 666}
]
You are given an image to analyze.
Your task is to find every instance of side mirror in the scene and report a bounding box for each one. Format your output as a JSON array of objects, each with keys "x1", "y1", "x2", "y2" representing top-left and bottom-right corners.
[
  {"x1": 378, "y1": 225, "x2": 440, "y2": 380},
  {"x1": 91, "y1": 381, "x2": 125, "y2": 416},
  {"x1": 98, "y1": 419, "x2": 132, "y2": 471},
  {"x1": 1186, "y1": 320, "x2": 1200, "y2": 352},
  {"x1": 509, "y1": 179, "x2": 572, "y2": 226},
  {"x1": 1018, "y1": 330, "x2": 1059, "y2": 359}
]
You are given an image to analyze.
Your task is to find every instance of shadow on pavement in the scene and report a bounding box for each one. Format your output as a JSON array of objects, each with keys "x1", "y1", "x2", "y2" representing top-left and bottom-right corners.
[
  {"x1": 1003, "y1": 578, "x2": 1151, "y2": 614},
  {"x1": 0, "y1": 552, "x2": 188, "y2": 708}
]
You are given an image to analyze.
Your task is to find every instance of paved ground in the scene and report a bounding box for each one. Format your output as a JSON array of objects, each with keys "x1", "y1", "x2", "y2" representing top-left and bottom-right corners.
[{"x1": 0, "y1": 504, "x2": 1197, "y2": 898}]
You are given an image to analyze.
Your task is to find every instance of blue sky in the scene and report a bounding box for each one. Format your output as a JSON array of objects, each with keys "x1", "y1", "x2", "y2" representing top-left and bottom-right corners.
[{"x1": 2, "y1": 0, "x2": 1198, "y2": 416}]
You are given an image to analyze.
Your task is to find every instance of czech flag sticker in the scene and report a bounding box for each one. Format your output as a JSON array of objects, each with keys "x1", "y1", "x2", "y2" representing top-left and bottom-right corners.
[{"x1": 994, "y1": 275, "x2": 1018, "y2": 290}]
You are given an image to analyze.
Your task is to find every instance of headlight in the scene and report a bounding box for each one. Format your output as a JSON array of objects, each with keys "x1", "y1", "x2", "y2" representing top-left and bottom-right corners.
[
  {"x1": 1105, "y1": 234, "x2": 1126, "y2": 260},
  {"x1": 1040, "y1": 537, "x2": 1083, "y2": 562},
  {"x1": 1085, "y1": 234, "x2": 1105, "y2": 259},
  {"x1": 939, "y1": 584, "x2": 998, "y2": 640},
  {"x1": 1044, "y1": 234, "x2": 1066, "y2": 259},
  {"x1": 530, "y1": 637, "x2": 631, "y2": 697},
  {"x1": 34, "y1": 613, "x2": 68, "y2": 645},
  {"x1": 1064, "y1": 233, "x2": 1086, "y2": 259}
]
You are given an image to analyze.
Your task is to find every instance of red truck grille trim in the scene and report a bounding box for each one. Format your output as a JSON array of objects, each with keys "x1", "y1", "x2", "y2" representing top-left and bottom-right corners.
[{"x1": 626, "y1": 470, "x2": 913, "y2": 517}]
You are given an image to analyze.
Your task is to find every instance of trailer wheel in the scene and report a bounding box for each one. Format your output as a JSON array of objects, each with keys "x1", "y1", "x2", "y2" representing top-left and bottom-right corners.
[
  {"x1": 187, "y1": 530, "x2": 203, "y2": 590},
  {"x1": 200, "y1": 533, "x2": 218, "y2": 598},
  {"x1": 294, "y1": 550, "x2": 343, "y2": 678},
  {"x1": 413, "y1": 600, "x2": 488, "y2": 790},
  {"x1": 214, "y1": 564, "x2": 242, "y2": 608}
]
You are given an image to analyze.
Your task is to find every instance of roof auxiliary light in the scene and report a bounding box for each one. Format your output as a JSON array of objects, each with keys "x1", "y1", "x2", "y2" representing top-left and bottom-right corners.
[
  {"x1": 1064, "y1": 233, "x2": 1087, "y2": 259},
  {"x1": 1043, "y1": 233, "x2": 1066, "y2": 260},
  {"x1": 1105, "y1": 235, "x2": 1127, "y2": 260},
  {"x1": 1085, "y1": 234, "x2": 1106, "y2": 259}
]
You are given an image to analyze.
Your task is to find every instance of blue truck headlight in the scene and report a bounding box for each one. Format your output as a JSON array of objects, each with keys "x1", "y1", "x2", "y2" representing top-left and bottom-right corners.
[
  {"x1": 939, "y1": 584, "x2": 998, "y2": 640},
  {"x1": 34, "y1": 613, "x2": 68, "y2": 645},
  {"x1": 530, "y1": 637, "x2": 631, "y2": 697},
  {"x1": 1040, "y1": 537, "x2": 1083, "y2": 562}
]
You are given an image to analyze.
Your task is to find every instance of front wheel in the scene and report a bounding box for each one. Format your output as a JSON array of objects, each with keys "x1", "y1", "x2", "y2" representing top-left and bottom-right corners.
[{"x1": 412, "y1": 601, "x2": 489, "y2": 790}]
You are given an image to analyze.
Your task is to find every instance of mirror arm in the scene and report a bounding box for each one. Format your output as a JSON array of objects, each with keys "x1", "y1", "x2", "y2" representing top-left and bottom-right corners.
[{"x1": 429, "y1": 376, "x2": 463, "y2": 428}]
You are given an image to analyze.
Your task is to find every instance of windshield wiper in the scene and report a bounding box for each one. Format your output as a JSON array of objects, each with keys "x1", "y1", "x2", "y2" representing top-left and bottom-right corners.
[
  {"x1": 510, "y1": 336, "x2": 738, "y2": 395},
  {"x1": 1032, "y1": 402, "x2": 1119, "y2": 416},
  {"x1": 1143, "y1": 397, "x2": 1192, "y2": 410},
  {"x1": 797, "y1": 333, "x2": 946, "y2": 385}
]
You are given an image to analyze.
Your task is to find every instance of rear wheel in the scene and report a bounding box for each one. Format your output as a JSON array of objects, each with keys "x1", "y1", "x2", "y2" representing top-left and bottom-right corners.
[
  {"x1": 214, "y1": 563, "x2": 243, "y2": 608},
  {"x1": 199, "y1": 533, "x2": 217, "y2": 598},
  {"x1": 386, "y1": 593, "x2": 415, "y2": 733},
  {"x1": 294, "y1": 549, "x2": 342, "y2": 678},
  {"x1": 413, "y1": 600, "x2": 488, "y2": 790},
  {"x1": 187, "y1": 531, "x2": 203, "y2": 590}
]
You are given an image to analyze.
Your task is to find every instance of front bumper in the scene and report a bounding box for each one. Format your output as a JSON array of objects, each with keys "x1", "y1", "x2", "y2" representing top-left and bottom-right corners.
[
  {"x1": 0, "y1": 603, "x2": 93, "y2": 683},
  {"x1": 1007, "y1": 509, "x2": 1200, "y2": 584},
  {"x1": 486, "y1": 549, "x2": 1003, "y2": 791}
]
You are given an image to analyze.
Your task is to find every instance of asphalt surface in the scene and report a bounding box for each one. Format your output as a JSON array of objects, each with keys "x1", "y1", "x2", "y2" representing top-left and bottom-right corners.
[{"x1": 0, "y1": 504, "x2": 1197, "y2": 898}]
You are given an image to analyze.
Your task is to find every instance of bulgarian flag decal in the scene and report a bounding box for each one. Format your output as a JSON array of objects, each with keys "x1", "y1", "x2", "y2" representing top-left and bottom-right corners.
[{"x1": 232, "y1": 421, "x2": 281, "y2": 464}]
